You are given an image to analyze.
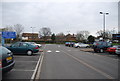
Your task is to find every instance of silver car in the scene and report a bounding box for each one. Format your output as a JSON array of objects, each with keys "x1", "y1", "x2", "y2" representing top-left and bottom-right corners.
[{"x1": 115, "y1": 45, "x2": 120, "y2": 55}]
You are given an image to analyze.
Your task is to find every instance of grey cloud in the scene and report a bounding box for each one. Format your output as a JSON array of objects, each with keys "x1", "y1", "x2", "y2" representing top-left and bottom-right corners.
[{"x1": 2, "y1": 2, "x2": 118, "y2": 36}]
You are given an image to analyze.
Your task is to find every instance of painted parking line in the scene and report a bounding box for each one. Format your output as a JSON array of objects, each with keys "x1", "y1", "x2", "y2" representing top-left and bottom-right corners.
[
  {"x1": 12, "y1": 69, "x2": 35, "y2": 72},
  {"x1": 15, "y1": 61, "x2": 37, "y2": 62}
]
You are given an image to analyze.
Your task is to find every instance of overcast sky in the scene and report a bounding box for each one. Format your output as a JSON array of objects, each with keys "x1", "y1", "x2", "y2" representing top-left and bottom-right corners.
[{"x1": 0, "y1": 0, "x2": 119, "y2": 36}]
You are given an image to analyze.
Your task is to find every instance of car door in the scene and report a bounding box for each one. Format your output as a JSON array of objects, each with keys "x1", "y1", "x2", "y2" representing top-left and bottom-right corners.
[
  {"x1": 10, "y1": 42, "x2": 20, "y2": 53},
  {"x1": 18, "y1": 43, "x2": 28, "y2": 54}
]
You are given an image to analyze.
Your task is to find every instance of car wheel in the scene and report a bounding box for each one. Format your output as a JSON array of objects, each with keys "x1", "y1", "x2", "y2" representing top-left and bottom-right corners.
[
  {"x1": 27, "y1": 50, "x2": 33, "y2": 56},
  {"x1": 86, "y1": 46, "x2": 89, "y2": 48},
  {"x1": 94, "y1": 49, "x2": 98, "y2": 53},
  {"x1": 109, "y1": 52, "x2": 112, "y2": 54},
  {"x1": 100, "y1": 49, "x2": 104, "y2": 53}
]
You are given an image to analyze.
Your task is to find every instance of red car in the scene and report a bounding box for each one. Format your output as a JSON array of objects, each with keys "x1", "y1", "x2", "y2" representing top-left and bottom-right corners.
[{"x1": 106, "y1": 45, "x2": 120, "y2": 54}]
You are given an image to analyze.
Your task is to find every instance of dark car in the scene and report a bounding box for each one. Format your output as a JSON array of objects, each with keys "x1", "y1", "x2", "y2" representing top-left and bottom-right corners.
[
  {"x1": 65, "y1": 42, "x2": 70, "y2": 46},
  {"x1": 65, "y1": 42, "x2": 75, "y2": 47},
  {"x1": 6, "y1": 42, "x2": 39, "y2": 55},
  {"x1": 0, "y1": 46, "x2": 15, "y2": 73},
  {"x1": 93, "y1": 41, "x2": 112, "y2": 53},
  {"x1": 69, "y1": 42, "x2": 75, "y2": 47}
]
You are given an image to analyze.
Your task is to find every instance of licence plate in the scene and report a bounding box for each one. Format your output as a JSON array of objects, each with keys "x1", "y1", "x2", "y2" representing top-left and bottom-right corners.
[{"x1": 6, "y1": 57, "x2": 12, "y2": 61}]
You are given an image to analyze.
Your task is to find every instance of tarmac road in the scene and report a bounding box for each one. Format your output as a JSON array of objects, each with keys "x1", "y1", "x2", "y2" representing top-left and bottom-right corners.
[
  {"x1": 2, "y1": 44, "x2": 119, "y2": 80},
  {"x1": 40, "y1": 44, "x2": 118, "y2": 79}
]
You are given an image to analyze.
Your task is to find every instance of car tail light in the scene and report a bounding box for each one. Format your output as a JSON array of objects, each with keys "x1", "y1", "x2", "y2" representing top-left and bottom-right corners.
[
  {"x1": 96, "y1": 43, "x2": 99, "y2": 45},
  {"x1": 0, "y1": 60, "x2": 2, "y2": 68},
  {"x1": 34, "y1": 47, "x2": 39, "y2": 49}
]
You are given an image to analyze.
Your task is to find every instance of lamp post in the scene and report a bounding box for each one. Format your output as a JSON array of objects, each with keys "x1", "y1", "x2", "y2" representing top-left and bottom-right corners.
[
  {"x1": 100, "y1": 12, "x2": 109, "y2": 39},
  {"x1": 30, "y1": 27, "x2": 35, "y2": 41}
]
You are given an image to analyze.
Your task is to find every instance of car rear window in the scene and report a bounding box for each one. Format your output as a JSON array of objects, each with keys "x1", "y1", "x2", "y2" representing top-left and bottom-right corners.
[
  {"x1": 0, "y1": 47, "x2": 11, "y2": 54},
  {"x1": 93, "y1": 41, "x2": 111, "y2": 46}
]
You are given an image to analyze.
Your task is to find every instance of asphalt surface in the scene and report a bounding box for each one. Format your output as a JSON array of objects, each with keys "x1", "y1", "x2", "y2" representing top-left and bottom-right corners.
[
  {"x1": 40, "y1": 44, "x2": 119, "y2": 79},
  {"x1": 2, "y1": 44, "x2": 119, "y2": 80},
  {"x1": 2, "y1": 49, "x2": 41, "y2": 80}
]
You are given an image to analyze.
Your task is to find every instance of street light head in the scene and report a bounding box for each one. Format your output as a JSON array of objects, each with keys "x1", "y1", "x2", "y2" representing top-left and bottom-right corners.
[
  {"x1": 100, "y1": 12, "x2": 103, "y2": 14},
  {"x1": 106, "y1": 13, "x2": 109, "y2": 15}
]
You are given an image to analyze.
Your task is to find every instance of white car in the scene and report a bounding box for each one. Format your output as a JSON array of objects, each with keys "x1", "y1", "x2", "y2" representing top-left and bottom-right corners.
[
  {"x1": 115, "y1": 46, "x2": 120, "y2": 55},
  {"x1": 26, "y1": 42, "x2": 42, "y2": 48},
  {"x1": 74, "y1": 43, "x2": 90, "y2": 48}
]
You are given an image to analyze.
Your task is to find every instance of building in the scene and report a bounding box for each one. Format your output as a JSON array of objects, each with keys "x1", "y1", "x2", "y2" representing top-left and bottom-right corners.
[
  {"x1": 22, "y1": 33, "x2": 40, "y2": 41},
  {"x1": 65, "y1": 34, "x2": 76, "y2": 42}
]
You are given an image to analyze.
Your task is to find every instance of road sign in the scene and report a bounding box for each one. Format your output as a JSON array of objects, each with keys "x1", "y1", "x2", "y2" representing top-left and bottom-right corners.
[
  {"x1": 2, "y1": 32, "x2": 16, "y2": 39},
  {"x1": 112, "y1": 34, "x2": 120, "y2": 40}
]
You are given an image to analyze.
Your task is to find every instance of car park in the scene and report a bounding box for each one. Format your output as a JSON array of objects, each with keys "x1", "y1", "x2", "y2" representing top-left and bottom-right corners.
[
  {"x1": 115, "y1": 46, "x2": 120, "y2": 55},
  {"x1": 25, "y1": 42, "x2": 42, "y2": 48},
  {"x1": 0, "y1": 46, "x2": 15, "y2": 73},
  {"x1": 93, "y1": 41, "x2": 112, "y2": 53},
  {"x1": 74, "y1": 43, "x2": 90, "y2": 48},
  {"x1": 6, "y1": 42, "x2": 39, "y2": 55},
  {"x1": 106, "y1": 45, "x2": 120, "y2": 54}
]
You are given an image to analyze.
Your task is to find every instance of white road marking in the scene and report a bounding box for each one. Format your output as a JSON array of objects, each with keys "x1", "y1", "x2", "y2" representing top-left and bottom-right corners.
[
  {"x1": 16, "y1": 61, "x2": 37, "y2": 62},
  {"x1": 47, "y1": 50, "x2": 52, "y2": 53},
  {"x1": 58, "y1": 45, "x2": 60, "y2": 47},
  {"x1": 31, "y1": 52, "x2": 43, "y2": 80},
  {"x1": 12, "y1": 69, "x2": 34, "y2": 72},
  {"x1": 56, "y1": 51, "x2": 60, "y2": 53},
  {"x1": 35, "y1": 52, "x2": 44, "y2": 79}
]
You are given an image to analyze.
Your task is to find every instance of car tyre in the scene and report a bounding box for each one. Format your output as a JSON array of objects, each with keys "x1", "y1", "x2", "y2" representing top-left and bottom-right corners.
[
  {"x1": 86, "y1": 46, "x2": 89, "y2": 48},
  {"x1": 99, "y1": 49, "x2": 104, "y2": 53},
  {"x1": 27, "y1": 50, "x2": 33, "y2": 56},
  {"x1": 94, "y1": 49, "x2": 98, "y2": 53}
]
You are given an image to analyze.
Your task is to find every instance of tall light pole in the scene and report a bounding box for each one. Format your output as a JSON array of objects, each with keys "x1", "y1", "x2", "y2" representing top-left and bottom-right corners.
[
  {"x1": 100, "y1": 12, "x2": 109, "y2": 39},
  {"x1": 30, "y1": 27, "x2": 35, "y2": 41}
]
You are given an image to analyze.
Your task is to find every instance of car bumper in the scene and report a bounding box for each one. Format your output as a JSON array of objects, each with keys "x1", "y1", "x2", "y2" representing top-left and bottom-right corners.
[
  {"x1": 2, "y1": 61, "x2": 15, "y2": 73},
  {"x1": 33, "y1": 49, "x2": 39, "y2": 53},
  {"x1": 116, "y1": 51, "x2": 120, "y2": 54}
]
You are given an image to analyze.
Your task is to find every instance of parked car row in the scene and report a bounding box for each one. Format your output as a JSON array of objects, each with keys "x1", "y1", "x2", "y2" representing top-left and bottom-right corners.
[
  {"x1": 92, "y1": 41, "x2": 120, "y2": 55},
  {"x1": 65, "y1": 42, "x2": 90, "y2": 48},
  {"x1": 65, "y1": 41, "x2": 120, "y2": 56},
  {"x1": 1, "y1": 42, "x2": 41, "y2": 74}
]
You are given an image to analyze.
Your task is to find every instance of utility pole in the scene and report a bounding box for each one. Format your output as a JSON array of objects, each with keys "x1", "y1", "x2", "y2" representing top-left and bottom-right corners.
[
  {"x1": 30, "y1": 27, "x2": 35, "y2": 41},
  {"x1": 100, "y1": 12, "x2": 109, "y2": 39}
]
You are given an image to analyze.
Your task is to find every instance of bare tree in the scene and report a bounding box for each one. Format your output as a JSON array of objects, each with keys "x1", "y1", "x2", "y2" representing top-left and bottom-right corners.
[
  {"x1": 96, "y1": 30, "x2": 113, "y2": 39},
  {"x1": 76, "y1": 31, "x2": 90, "y2": 42},
  {"x1": 5, "y1": 25, "x2": 14, "y2": 31},
  {"x1": 13, "y1": 24, "x2": 24, "y2": 40},
  {"x1": 56, "y1": 32, "x2": 65, "y2": 36},
  {"x1": 76, "y1": 32, "x2": 84, "y2": 41},
  {"x1": 39, "y1": 27, "x2": 52, "y2": 41}
]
